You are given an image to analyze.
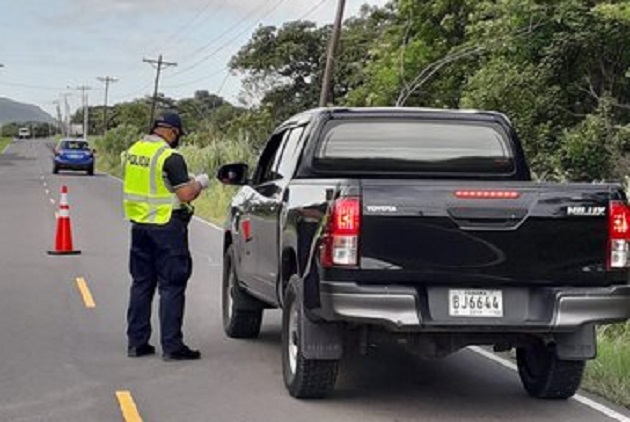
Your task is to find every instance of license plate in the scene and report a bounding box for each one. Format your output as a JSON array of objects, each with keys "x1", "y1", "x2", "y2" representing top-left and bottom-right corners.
[
  {"x1": 449, "y1": 289, "x2": 503, "y2": 317},
  {"x1": 67, "y1": 154, "x2": 81, "y2": 159}
]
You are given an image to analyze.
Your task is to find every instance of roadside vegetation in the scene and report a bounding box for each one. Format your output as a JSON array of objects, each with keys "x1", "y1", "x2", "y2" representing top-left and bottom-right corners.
[
  {"x1": 584, "y1": 323, "x2": 630, "y2": 407},
  {"x1": 91, "y1": 0, "x2": 630, "y2": 406},
  {"x1": 0, "y1": 137, "x2": 11, "y2": 153},
  {"x1": 94, "y1": 124, "x2": 255, "y2": 224}
]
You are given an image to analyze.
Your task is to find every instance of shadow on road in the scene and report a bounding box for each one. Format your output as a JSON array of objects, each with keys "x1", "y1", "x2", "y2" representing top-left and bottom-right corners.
[{"x1": 244, "y1": 323, "x2": 579, "y2": 419}]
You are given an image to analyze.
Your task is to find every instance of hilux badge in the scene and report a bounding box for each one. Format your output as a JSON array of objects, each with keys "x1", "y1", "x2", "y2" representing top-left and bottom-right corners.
[{"x1": 566, "y1": 206, "x2": 606, "y2": 216}]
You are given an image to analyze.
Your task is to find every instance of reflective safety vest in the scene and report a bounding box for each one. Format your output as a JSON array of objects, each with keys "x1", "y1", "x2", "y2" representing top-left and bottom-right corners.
[{"x1": 123, "y1": 137, "x2": 180, "y2": 225}]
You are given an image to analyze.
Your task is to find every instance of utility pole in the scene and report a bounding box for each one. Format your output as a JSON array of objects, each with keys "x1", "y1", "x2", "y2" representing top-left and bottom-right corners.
[
  {"x1": 53, "y1": 100, "x2": 63, "y2": 136},
  {"x1": 319, "y1": 0, "x2": 346, "y2": 107},
  {"x1": 61, "y1": 93, "x2": 72, "y2": 137},
  {"x1": 143, "y1": 54, "x2": 177, "y2": 130},
  {"x1": 97, "y1": 76, "x2": 118, "y2": 134},
  {"x1": 69, "y1": 86, "x2": 92, "y2": 138}
]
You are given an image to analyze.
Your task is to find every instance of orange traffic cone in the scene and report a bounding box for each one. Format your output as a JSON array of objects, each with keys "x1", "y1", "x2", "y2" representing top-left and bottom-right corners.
[{"x1": 48, "y1": 186, "x2": 81, "y2": 255}]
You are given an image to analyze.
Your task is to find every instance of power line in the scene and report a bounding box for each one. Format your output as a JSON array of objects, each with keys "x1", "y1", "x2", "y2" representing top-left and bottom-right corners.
[
  {"x1": 163, "y1": 67, "x2": 228, "y2": 89},
  {"x1": 161, "y1": 0, "x2": 236, "y2": 56},
  {"x1": 143, "y1": 54, "x2": 178, "y2": 130},
  {"x1": 0, "y1": 81, "x2": 69, "y2": 91},
  {"x1": 171, "y1": 0, "x2": 287, "y2": 78},
  {"x1": 111, "y1": 82, "x2": 153, "y2": 103},
  {"x1": 174, "y1": 1, "x2": 273, "y2": 65},
  {"x1": 164, "y1": 0, "x2": 328, "y2": 90}
]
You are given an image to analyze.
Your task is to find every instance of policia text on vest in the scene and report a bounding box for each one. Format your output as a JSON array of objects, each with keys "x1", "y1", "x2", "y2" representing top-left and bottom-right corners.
[{"x1": 127, "y1": 154, "x2": 151, "y2": 168}]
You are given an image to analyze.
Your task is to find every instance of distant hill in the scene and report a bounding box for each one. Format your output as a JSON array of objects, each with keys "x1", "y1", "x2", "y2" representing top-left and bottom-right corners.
[{"x1": 0, "y1": 97, "x2": 54, "y2": 124}]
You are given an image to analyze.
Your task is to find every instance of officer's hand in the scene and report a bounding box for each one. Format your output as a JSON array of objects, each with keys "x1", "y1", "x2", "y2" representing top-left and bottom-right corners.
[{"x1": 195, "y1": 174, "x2": 210, "y2": 190}]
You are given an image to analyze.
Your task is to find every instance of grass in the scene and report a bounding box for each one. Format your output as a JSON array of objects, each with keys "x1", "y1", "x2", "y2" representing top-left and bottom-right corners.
[
  {"x1": 0, "y1": 137, "x2": 12, "y2": 154},
  {"x1": 583, "y1": 326, "x2": 630, "y2": 408}
]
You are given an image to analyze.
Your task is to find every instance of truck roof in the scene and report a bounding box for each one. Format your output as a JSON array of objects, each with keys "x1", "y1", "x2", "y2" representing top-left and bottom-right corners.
[{"x1": 282, "y1": 107, "x2": 512, "y2": 128}]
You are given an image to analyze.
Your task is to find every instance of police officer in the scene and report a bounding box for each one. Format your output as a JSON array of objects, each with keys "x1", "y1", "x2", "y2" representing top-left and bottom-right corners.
[{"x1": 123, "y1": 111, "x2": 210, "y2": 361}]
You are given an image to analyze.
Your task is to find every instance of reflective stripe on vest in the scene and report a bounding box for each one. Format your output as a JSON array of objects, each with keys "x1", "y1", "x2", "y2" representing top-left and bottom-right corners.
[{"x1": 123, "y1": 138, "x2": 178, "y2": 224}]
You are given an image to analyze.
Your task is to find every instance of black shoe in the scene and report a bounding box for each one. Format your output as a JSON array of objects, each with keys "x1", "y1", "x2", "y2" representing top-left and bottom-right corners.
[
  {"x1": 162, "y1": 346, "x2": 201, "y2": 361},
  {"x1": 128, "y1": 344, "x2": 156, "y2": 357}
]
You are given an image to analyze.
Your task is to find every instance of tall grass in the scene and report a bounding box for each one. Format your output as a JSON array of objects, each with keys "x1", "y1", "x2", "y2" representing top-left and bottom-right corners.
[
  {"x1": 584, "y1": 324, "x2": 630, "y2": 407},
  {"x1": 94, "y1": 127, "x2": 256, "y2": 224},
  {"x1": 0, "y1": 137, "x2": 11, "y2": 154}
]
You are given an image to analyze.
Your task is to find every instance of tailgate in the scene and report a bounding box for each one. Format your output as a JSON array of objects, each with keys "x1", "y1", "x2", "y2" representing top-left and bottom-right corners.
[{"x1": 359, "y1": 180, "x2": 622, "y2": 287}]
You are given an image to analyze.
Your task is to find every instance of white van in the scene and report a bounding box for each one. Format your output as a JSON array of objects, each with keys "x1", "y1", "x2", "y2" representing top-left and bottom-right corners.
[{"x1": 18, "y1": 127, "x2": 31, "y2": 139}]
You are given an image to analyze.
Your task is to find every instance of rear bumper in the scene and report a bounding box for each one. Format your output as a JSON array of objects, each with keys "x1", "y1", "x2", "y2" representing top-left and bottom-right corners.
[
  {"x1": 317, "y1": 281, "x2": 630, "y2": 332},
  {"x1": 54, "y1": 158, "x2": 94, "y2": 170}
]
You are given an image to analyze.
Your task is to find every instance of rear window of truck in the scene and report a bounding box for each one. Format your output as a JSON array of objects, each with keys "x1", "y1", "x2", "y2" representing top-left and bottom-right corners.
[{"x1": 314, "y1": 119, "x2": 514, "y2": 174}]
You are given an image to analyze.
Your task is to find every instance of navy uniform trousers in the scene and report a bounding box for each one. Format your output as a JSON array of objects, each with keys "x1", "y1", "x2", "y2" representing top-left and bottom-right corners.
[{"x1": 127, "y1": 215, "x2": 192, "y2": 354}]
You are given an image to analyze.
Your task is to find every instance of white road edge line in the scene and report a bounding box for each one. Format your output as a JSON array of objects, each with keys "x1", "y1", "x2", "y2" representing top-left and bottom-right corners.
[
  {"x1": 193, "y1": 216, "x2": 222, "y2": 231},
  {"x1": 106, "y1": 174, "x2": 223, "y2": 231},
  {"x1": 1, "y1": 142, "x2": 10, "y2": 155},
  {"x1": 469, "y1": 346, "x2": 630, "y2": 422},
  {"x1": 49, "y1": 198, "x2": 55, "y2": 205}
]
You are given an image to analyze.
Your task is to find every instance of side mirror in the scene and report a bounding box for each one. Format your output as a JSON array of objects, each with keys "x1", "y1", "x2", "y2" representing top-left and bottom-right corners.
[
  {"x1": 217, "y1": 163, "x2": 249, "y2": 186},
  {"x1": 92, "y1": 148, "x2": 97, "y2": 154}
]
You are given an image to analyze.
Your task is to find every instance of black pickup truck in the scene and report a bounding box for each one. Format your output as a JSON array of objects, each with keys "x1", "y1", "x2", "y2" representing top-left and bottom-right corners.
[{"x1": 217, "y1": 107, "x2": 630, "y2": 399}]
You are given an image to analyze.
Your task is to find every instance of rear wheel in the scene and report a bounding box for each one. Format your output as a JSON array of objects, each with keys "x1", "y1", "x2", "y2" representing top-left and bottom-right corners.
[
  {"x1": 516, "y1": 339, "x2": 585, "y2": 399},
  {"x1": 52, "y1": 165, "x2": 59, "y2": 174},
  {"x1": 222, "y1": 245, "x2": 263, "y2": 339},
  {"x1": 282, "y1": 276, "x2": 339, "y2": 399}
]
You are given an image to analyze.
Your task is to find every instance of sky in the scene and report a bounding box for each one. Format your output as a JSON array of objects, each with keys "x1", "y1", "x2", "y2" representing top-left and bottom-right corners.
[{"x1": 0, "y1": 0, "x2": 388, "y2": 117}]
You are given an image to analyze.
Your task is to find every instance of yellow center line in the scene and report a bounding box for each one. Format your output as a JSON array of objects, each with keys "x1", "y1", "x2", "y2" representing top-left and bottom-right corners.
[
  {"x1": 116, "y1": 391, "x2": 143, "y2": 422},
  {"x1": 75, "y1": 277, "x2": 96, "y2": 309}
]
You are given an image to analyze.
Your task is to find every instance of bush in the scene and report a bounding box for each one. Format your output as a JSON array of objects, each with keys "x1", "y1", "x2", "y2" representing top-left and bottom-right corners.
[{"x1": 94, "y1": 124, "x2": 142, "y2": 176}]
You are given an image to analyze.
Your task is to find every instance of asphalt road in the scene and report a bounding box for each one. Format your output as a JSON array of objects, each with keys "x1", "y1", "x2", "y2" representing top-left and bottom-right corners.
[{"x1": 1, "y1": 138, "x2": 629, "y2": 422}]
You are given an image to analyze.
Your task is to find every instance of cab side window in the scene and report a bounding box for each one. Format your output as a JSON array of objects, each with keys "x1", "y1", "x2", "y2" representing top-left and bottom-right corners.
[
  {"x1": 274, "y1": 126, "x2": 305, "y2": 180},
  {"x1": 252, "y1": 130, "x2": 288, "y2": 186}
]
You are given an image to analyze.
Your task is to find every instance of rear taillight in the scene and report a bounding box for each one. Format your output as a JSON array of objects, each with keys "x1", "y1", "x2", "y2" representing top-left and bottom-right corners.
[
  {"x1": 609, "y1": 201, "x2": 630, "y2": 269},
  {"x1": 320, "y1": 197, "x2": 360, "y2": 267}
]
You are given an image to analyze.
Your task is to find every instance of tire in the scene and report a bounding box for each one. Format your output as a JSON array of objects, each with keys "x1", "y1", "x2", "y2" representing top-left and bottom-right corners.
[
  {"x1": 222, "y1": 245, "x2": 263, "y2": 339},
  {"x1": 52, "y1": 165, "x2": 59, "y2": 174},
  {"x1": 516, "y1": 339, "x2": 585, "y2": 399},
  {"x1": 87, "y1": 166, "x2": 94, "y2": 176},
  {"x1": 282, "y1": 276, "x2": 339, "y2": 399}
]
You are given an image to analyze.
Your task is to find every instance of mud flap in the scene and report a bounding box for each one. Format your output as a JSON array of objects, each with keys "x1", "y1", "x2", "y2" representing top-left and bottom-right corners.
[
  {"x1": 299, "y1": 307, "x2": 343, "y2": 360},
  {"x1": 554, "y1": 324, "x2": 596, "y2": 360},
  {"x1": 297, "y1": 271, "x2": 343, "y2": 360}
]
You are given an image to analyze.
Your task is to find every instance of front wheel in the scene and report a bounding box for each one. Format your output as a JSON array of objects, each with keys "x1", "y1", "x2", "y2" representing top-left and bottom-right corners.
[
  {"x1": 222, "y1": 245, "x2": 263, "y2": 339},
  {"x1": 52, "y1": 165, "x2": 59, "y2": 174},
  {"x1": 87, "y1": 166, "x2": 94, "y2": 176},
  {"x1": 516, "y1": 339, "x2": 585, "y2": 399},
  {"x1": 282, "y1": 276, "x2": 339, "y2": 399}
]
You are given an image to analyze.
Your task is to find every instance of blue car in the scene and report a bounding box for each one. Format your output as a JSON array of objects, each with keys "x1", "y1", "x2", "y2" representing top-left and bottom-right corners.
[{"x1": 53, "y1": 139, "x2": 95, "y2": 175}]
